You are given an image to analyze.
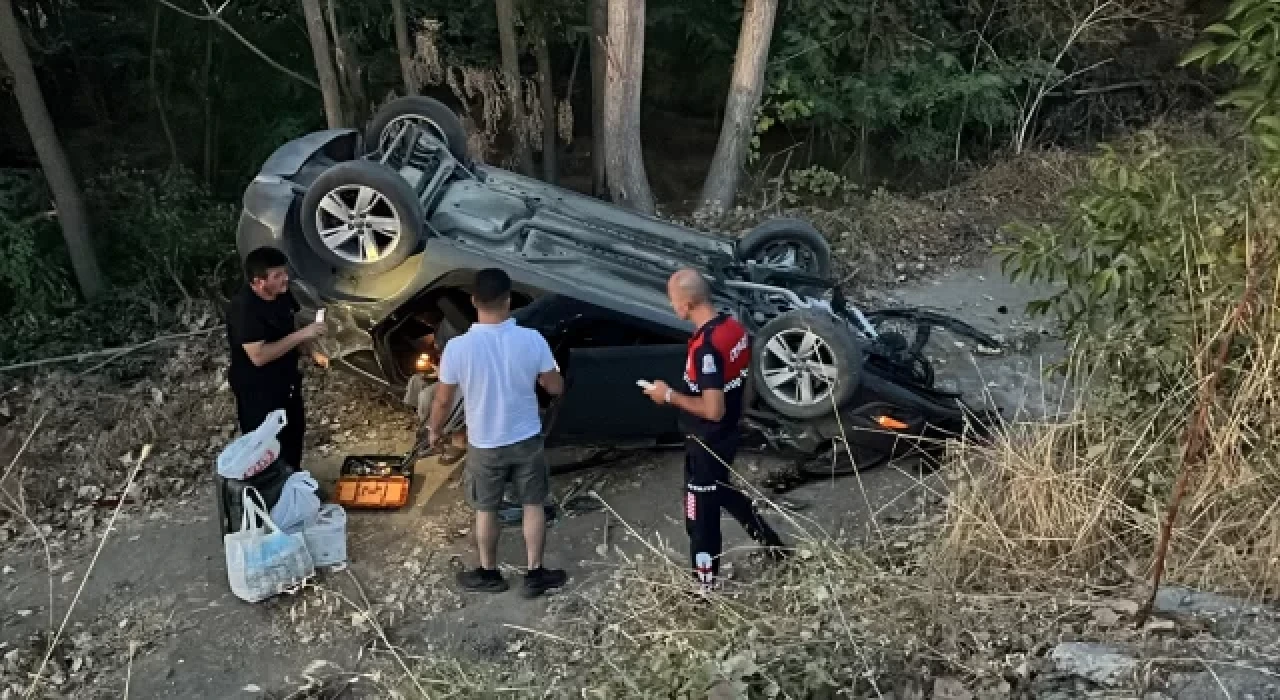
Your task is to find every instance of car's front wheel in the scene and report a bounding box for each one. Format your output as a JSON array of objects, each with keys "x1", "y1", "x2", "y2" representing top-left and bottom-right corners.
[
  {"x1": 751, "y1": 309, "x2": 861, "y2": 420},
  {"x1": 300, "y1": 160, "x2": 425, "y2": 275},
  {"x1": 737, "y1": 218, "x2": 833, "y2": 279}
]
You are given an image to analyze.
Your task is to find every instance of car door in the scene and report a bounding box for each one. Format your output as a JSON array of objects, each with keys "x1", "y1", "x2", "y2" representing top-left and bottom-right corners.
[{"x1": 543, "y1": 344, "x2": 688, "y2": 448}]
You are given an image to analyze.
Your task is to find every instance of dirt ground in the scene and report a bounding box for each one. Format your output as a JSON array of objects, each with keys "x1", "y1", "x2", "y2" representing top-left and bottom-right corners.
[{"x1": 0, "y1": 257, "x2": 1065, "y2": 699}]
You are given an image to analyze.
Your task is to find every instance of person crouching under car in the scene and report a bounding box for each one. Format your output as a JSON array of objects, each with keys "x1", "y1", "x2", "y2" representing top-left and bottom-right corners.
[
  {"x1": 404, "y1": 309, "x2": 467, "y2": 465},
  {"x1": 643, "y1": 268, "x2": 790, "y2": 593}
]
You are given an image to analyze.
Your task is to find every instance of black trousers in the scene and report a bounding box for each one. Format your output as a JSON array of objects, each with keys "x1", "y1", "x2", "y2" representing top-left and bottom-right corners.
[
  {"x1": 684, "y1": 435, "x2": 783, "y2": 588},
  {"x1": 234, "y1": 381, "x2": 306, "y2": 470}
]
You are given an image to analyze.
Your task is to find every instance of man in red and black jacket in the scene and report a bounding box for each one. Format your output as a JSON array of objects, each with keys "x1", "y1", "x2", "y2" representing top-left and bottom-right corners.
[{"x1": 643, "y1": 268, "x2": 788, "y2": 592}]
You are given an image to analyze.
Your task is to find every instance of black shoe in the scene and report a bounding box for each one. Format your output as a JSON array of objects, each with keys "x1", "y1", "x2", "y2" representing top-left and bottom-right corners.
[
  {"x1": 521, "y1": 567, "x2": 568, "y2": 598},
  {"x1": 456, "y1": 567, "x2": 509, "y2": 593}
]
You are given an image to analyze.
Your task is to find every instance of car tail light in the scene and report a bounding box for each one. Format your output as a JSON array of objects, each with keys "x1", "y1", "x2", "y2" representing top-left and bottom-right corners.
[{"x1": 875, "y1": 415, "x2": 909, "y2": 431}]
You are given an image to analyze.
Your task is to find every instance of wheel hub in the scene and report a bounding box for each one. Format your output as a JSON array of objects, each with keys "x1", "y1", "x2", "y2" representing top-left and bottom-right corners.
[
  {"x1": 760, "y1": 328, "x2": 839, "y2": 406},
  {"x1": 314, "y1": 184, "x2": 403, "y2": 265}
]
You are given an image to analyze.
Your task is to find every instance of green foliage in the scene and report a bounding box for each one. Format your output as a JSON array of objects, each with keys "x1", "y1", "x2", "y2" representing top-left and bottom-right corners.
[
  {"x1": 1181, "y1": 0, "x2": 1280, "y2": 157},
  {"x1": 999, "y1": 128, "x2": 1260, "y2": 395},
  {"x1": 84, "y1": 166, "x2": 239, "y2": 295},
  {"x1": 0, "y1": 166, "x2": 236, "y2": 362},
  {"x1": 1000, "y1": 5, "x2": 1280, "y2": 398},
  {"x1": 0, "y1": 170, "x2": 77, "y2": 312},
  {"x1": 761, "y1": 0, "x2": 1038, "y2": 167},
  {"x1": 781, "y1": 165, "x2": 860, "y2": 205}
]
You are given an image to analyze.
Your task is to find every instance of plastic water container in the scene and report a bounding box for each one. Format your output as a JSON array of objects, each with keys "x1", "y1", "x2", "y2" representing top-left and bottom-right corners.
[{"x1": 301, "y1": 504, "x2": 347, "y2": 568}]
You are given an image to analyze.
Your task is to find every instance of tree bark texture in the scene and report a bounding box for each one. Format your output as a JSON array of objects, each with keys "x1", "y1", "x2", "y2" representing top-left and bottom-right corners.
[
  {"x1": 589, "y1": 0, "x2": 608, "y2": 196},
  {"x1": 0, "y1": 0, "x2": 105, "y2": 300},
  {"x1": 533, "y1": 20, "x2": 558, "y2": 183},
  {"x1": 301, "y1": 0, "x2": 344, "y2": 128},
  {"x1": 327, "y1": 0, "x2": 367, "y2": 124},
  {"x1": 390, "y1": 0, "x2": 417, "y2": 95},
  {"x1": 696, "y1": 0, "x2": 778, "y2": 219},
  {"x1": 604, "y1": 0, "x2": 655, "y2": 214},
  {"x1": 495, "y1": 0, "x2": 535, "y2": 175}
]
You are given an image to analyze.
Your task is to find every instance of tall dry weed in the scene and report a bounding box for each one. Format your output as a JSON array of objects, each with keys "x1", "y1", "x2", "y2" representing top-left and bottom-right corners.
[{"x1": 932, "y1": 280, "x2": 1280, "y2": 599}]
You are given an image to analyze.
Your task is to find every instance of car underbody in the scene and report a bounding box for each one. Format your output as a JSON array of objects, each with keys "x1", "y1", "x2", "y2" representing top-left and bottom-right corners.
[{"x1": 235, "y1": 97, "x2": 1002, "y2": 465}]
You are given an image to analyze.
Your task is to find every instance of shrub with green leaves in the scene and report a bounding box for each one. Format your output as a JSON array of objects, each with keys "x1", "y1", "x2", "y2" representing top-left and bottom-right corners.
[{"x1": 1000, "y1": 0, "x2": 1280, "y2": 400}]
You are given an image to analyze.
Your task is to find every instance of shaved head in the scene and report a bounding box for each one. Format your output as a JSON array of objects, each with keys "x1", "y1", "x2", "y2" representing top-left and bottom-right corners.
[{"x1": 667, "y1": 268, "x2": 712, "y2": 322}]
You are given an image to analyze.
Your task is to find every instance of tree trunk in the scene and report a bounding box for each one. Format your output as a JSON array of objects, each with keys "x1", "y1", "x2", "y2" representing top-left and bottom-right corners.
[
  {"x1": 533, "y1": 20, "x2": 558, "y2": 183},
  {"x1": 202, "y1": 25, "x2": 215, "y2": 183},
  {"x1": 603, "y1": 0, "x2": 655, "y2": 214},
  {"x1": 495, "y1": 0, "x2": 535, "y2": 175},
  {"x1": 589, "y1": 0, "x2": 608, "y2": 196},
  {"x1": 390, "y1": 0, "x2": 416, "y2": 95},
  {"x1": 150, "y1": 4, "x2": 179, "y2": 172},
  {"x1": 301, "y1": 0, "x2": 344, "y2": 128},
  {"x1": 0, "y1": 0, "x2": 105, "y2": 300},
  {"x1": 327, "y1": 0, "x2": 367, "y2": 124},
  {"x1": 695, "y1": 0, "x2": 779, "y2": 219}
]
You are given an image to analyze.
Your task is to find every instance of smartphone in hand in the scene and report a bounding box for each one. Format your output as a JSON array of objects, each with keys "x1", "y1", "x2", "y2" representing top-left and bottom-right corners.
[{"x1": 315, "y1": 309, "x2": 326, "y2": 323}]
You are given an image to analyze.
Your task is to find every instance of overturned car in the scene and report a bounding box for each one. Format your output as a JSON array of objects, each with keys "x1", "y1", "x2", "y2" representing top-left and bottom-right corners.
[{"x1": 235, "y1": 96, "x2": 998, "y2": 469}]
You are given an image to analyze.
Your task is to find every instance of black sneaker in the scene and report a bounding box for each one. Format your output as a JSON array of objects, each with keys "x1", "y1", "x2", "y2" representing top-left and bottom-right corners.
[
  {"x1": 521, "y1": 567, "x2": 568, "y2": 598},
  {"x1": 456, "y1": 567, "x2": 509, "y2": 593}
]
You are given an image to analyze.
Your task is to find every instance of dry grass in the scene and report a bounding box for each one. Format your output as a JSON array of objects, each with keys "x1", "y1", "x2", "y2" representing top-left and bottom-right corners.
[{"x1": 932, "y1": 287, "x2": 1280, "y2": 599}]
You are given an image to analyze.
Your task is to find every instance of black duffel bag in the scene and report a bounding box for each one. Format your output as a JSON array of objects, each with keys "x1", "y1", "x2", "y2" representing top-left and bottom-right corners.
[{"x1": 214, "y1": 458, "x2": 295, "y2": 536}]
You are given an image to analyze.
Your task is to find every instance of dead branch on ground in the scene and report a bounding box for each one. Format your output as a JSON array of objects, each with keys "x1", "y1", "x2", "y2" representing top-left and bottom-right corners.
[{"x1": 0, "y1": 327, "x2": 221, "y2": 374}]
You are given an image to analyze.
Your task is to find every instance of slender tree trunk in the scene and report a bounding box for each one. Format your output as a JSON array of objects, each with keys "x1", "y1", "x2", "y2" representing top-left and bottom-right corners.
[
  {"x1": 390, "y1": 0, "x2": 416, "y2": 94},
  {"x1": 495, "y1": 0, "x2": 535, "y2": 175},
  {"x1": 533, "y1": 20, "x2": 558, "y2": 183},
  {"x1": 604, "y1": 0, "x2": 654, "y2": 213},
  {"x1": 0, "y1": 0, "x2": 104, "y2": 300},
  {"x1": 301, "y1": 0, "x2": 344, "y2": 128},
  {"x1": 695, "y1": 0, "x2": 778, "y2": 219},
  {"x1": 327, "y1": 0, "x2": 367, "y2": 124},
  {"x1": 589, "y1": 0, "x2": 608, "y2": 196},
  {"x1": 150, "y1": 4, "x2": 180, "y2": 172},
  {"x1": 202, "y1": 25, "x2": 215, "y2": 183}
]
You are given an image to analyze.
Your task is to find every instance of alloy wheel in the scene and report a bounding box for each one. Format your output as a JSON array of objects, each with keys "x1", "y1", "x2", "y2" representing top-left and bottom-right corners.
[
  {"x1": 760, "y1": 328, "x2": 840, "y2": 406},
  {"x1": 314, "y1": 185, "x2": 404, "y2": 265}
]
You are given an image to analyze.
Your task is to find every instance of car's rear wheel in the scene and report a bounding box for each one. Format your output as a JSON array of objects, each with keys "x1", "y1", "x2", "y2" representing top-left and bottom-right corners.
[
  {"x1": 300, "y1": 160, "x2": 424, "y2": 275},
  {"x1": 365, "y1": 96, "x2": 470, "y2": 164},
  {"x1": 738, "y1": 218, "x2": 833, "y2": 279},
  {"x1": 751, "y1": 309, "x2": 860, "y2": 420}
]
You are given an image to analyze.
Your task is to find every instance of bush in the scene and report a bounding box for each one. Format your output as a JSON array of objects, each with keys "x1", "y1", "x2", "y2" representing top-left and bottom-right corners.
[
  {"x1": 85, "y1": 166, "x2": 238, "y2": 297},
  {"x1": 0, "y1": 166, "x2": 236, "y2": 363}
]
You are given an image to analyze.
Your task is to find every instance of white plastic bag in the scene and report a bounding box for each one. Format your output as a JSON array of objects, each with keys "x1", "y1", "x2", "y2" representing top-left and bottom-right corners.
[
  {"x1": 298, "y1": 504, "x2": 347, "y2": 568},
  {"x1": 224, "y1": 487, "x2": 314, "y2": 603},
  {"x1": 217, "y1": 409, "x2": 287, "y2": 479},
  {"x1": 270, "y1": 471, "x2": 321, "y2": 532}
]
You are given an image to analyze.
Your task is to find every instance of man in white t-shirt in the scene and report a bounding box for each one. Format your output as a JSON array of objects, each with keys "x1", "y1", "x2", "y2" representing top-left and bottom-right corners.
[{"x1": 426, "y1": 268, "x2": 568, "y2": 597}]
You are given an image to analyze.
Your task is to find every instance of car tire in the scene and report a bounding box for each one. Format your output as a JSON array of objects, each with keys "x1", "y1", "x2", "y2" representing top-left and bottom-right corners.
[
  {"x1": 300, "y1": 160, "x2": 425, "y2": 275},
  {"x1": 751, "y1": 309, "x2": 860, "y2": 420},
  {"x1": 737, "y1": 218, "x2": 833, "y2": 279},
  {"x1": 365, "y1": 96, "x2": 470, "y2": 164}
]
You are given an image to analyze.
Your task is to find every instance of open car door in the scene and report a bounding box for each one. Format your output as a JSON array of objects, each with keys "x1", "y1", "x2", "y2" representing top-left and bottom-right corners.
[{"x1": 543, "y1": 344, "x2": 688, "y2": 448}]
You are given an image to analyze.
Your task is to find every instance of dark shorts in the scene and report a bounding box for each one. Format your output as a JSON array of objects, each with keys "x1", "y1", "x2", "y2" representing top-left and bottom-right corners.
[{"x1": 463, "y1": 434, "x2": 549, "y2": 512}]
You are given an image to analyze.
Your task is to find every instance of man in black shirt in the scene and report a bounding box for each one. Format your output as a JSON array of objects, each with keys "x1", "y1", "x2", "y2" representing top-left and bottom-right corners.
[{"x1": 227, "y1": 247, "x2": 328, "y2": 469}]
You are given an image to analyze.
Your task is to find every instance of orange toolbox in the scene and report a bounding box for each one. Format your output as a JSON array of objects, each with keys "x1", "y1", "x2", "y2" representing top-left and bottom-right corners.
[{"x1": 335, "y1": 454, "x2": 415, "y2": 509}]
